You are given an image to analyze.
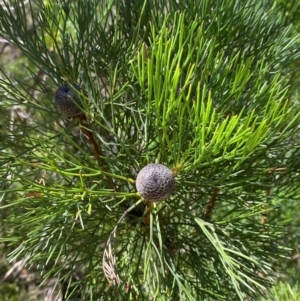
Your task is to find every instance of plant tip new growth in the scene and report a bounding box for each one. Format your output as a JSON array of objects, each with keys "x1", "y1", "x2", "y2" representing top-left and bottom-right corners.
[
  {"x1": 54, "y1": 83, "x2": 82, "y2": 117},
  {"x1": 136, "y1": 163, "x2": 175, "y2": 202}
]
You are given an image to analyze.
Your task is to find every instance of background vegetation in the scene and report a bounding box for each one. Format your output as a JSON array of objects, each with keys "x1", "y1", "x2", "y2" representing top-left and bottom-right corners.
[{"x1": 1, "y1": 0, "x2": 300, "y2": 300}]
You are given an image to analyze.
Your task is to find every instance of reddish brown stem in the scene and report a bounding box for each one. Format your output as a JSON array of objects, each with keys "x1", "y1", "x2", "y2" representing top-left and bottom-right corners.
[
  {"x1": 204, "y1": 188, "x2": 218, "y2": 221},
  {"x1": 79, "y1": 114, "x2": 102, "y2": 161},
  {"x1": 79, "y1": 114, "x2": 115, "y2": 190}
]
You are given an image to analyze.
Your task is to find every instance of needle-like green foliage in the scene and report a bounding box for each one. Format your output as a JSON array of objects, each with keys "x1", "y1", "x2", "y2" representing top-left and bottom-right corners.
[{"x1": 0, "y1": 0, "x2": 300, "y2": 300}]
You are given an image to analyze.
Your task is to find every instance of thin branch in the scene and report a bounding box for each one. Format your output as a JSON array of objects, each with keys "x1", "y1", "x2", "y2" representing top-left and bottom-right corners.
[
  {"x1": 204, "y1": 188, "x2": 219, "y2": 221},
  {"x1": 79, "y1": 114, "x2": 116, "y2": 190},
  {"x1": 79, "y1": 114, "x2": 103, "y2": 161},
  {"x1": 99, "y1": 76, "x2": 110, "y2": 97}
]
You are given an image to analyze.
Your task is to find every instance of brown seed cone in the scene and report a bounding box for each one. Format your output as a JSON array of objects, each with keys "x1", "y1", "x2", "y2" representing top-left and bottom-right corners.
[
  {"x1": 54, "y1": 83, "x2": 82, "y2": 117},
  {"x1": 136, "y1": 163, "x2": 175, "y2": 202}
]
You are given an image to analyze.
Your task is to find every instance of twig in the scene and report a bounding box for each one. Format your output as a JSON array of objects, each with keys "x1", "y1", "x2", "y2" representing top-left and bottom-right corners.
[
  {"x1": 79, "y1": 114, "x2": 103, "y2": 161},
  {"x1": 204, "y1": 188, "x2": 218, "y2": 221},
  {"x1": 78, "y1": 114, "x2": 116, "y2": 190},
  {"x1": 99, "y1": 76, "x2": 110, "y2": 97}
]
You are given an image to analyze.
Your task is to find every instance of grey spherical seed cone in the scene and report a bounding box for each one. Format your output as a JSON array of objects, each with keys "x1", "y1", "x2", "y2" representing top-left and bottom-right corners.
[
  {"x1": 136, "y1": 163, "x2": 175, "y2": 202},
  {"x1": 54, "y1": 84, "x2": 82, "y2": 117}
]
